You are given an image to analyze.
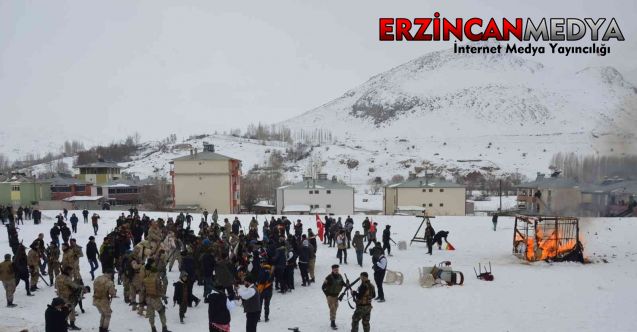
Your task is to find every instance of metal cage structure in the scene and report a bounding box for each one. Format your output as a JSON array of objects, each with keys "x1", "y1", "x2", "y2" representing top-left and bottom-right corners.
[{"x1": 513, "y1": 215, "x2": 584, "y2": 263}]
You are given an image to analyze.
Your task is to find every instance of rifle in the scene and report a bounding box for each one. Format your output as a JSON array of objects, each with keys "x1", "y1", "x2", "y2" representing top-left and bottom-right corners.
[
  {"x1": 39, "y1": 272, "x2": 50, "y2": 286},
  {"x1": 337, "y1": 274, "x2": 360, "y2": 309}
]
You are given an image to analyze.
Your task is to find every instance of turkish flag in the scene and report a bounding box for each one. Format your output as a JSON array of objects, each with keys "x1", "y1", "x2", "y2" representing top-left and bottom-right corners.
[{"x1": 316, "y1": 214, "x2": 325, "y2": 242}]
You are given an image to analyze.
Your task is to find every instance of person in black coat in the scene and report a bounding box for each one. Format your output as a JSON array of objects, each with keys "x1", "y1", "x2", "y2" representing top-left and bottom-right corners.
[
  {"x1": 424, "y1": 221, "x2": 435, "y2": 255},
  {"x1": 200, "y1": 249, "x2": 215, "y2": 298},
  {"x1": 14, "y1": 244, "x2": 33, "y2": 296},
  {"x1": 45, "y1": 297, "x2": 70, "y2": 332},
  {"x1": 86, "y1": 236, "x2": 99, "y2": 280},
  {"x1": 382, "y1": 225, "x2": 393, "y2": 256},
  {"x1": 298, "y1": 239, "x2": 310, "y2": 286},
  {"x1": 433, "y1": 231, "x2": 450, "y2": 250},
  {"x1": 205, "y1": 284, "x2": 231, "y2": 332},
  {"x1": 60, "y1": 225, "x2": 71, "y2": 245},
  {"x1": 173, "y1": 272, "x2": 191, "y2": 323},
  {"x1": 50, "y1": 225, "x2": 61, "y2": 246},
  {"x1": 69, "y1": 214, "x2": 79, "y2": 233},
  {"x1": 180, "y1": 251, "x2": 200, "y2": 307}
]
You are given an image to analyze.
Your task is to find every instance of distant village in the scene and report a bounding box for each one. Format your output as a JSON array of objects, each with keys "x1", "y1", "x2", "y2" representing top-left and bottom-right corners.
[{"x1": 1, "y1": 142, "x2": 635, "y2": 218}]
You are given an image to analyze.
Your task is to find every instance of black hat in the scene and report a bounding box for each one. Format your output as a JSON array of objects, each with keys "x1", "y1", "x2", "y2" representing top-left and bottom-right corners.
[
  {"x1": 89, "y1": 236, "x2": 95, "y2": 240},
  {"x1": 51, "y1": 297, "x2": 66, "y2": 306},
  {"x1": 331, "y1": 264, "x2": 340, "y2": 269},
  {"x1": 360, "y1": 272, "x2": 369, "y2": 278}
]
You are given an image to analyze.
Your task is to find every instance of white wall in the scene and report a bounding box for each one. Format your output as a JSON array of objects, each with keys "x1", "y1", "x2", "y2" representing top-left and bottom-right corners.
[{"x1": 278, "y1": 187, "x2": 354, "y2": 215}]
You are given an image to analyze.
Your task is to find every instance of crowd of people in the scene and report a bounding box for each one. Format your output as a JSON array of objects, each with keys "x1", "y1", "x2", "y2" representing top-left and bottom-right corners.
[{"x1": 0, "y1": 209, "x2": 414, "y2": 332}]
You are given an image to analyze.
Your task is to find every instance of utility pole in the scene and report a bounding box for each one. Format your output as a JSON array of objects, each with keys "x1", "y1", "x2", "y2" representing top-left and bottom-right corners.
[{"x1": 499, "y1": 179, "x2": 502, "y2": 212}]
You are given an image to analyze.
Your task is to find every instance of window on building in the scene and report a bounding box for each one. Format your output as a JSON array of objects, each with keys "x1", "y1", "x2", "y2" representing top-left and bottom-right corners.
[
  {"x1": 327, "y1": 190, "x2": 331, "y2": 194},
  {"x1": 422, "y1": 189, "x2": 426, "y2": 192},
  {"x1": 429, "y1": 203, "x2": 433, "y2": 207},
  {"x1": 314, "y1": 190, "x2": 319, "y2": 194},
  {"x1": 315, "y1": 204, "x2": 319, "y2": 208},
  {"x1": 440, "y1": 189, "x2": 444, "y2": 192},
  {"x1": 309, "y1": 191, "x2": 313, "y2": 194},
  {"x1": 75, "y1": 185, "x2": 85, "y2": 192},
  {"x1": 422, "y1": 203, "x2": 427, "y2": 207},
  {"x1": 440, "y1": 203, "x2": 444, "y2": 207},
  {"x1": 11, "y1": 185, "x2": 20, "y2": 192},
  {"x1": 327, "y1": 204, "x2": 332, "y2": 208},
  {"x1": 429, "y1": 189, "x2": 433, "y2": 192}
]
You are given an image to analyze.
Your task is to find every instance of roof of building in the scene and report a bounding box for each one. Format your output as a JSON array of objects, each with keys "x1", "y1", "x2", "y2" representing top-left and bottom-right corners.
[
  {"x1": 581, "y1": 180, "x2": 637, "y2": 195},
  {"x1": 254, "y1": 200, "x2": 275, "y2": 208},
  {"x1": 278, "y1": 179, "x2": 353, "y2": 190},
  {"x1": 101, "y1": 178, "x2": 154, "y2": 188},
  {"x1": 49, "y1": 176, "x2": 91, "y2": 186},
  {"x1": 387, "y1": 177, "x2": 465, "y2": 189},
  {"x1": 282, "y1": 204, "x2": 311, "y2": 213},
  {"x1": 172, "y1": 151, "x2": 237, "y2": 162},
  {"x1": 1, "y1": 175, "x2": 51, "y2": 184},
  {"x1": 516, "y1": 173, "x2": 579, "y2": 189},
  {"x1": 63, "y1": 195, "x2": 104, "y2": 202},
  {"x1": 74, "y1": 161, "x2": 121, "y2": 169}
]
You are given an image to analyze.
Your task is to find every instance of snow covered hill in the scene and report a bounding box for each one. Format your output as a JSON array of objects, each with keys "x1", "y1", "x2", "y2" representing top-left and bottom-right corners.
[
  {"x1": 8, "y1": 46, "x2": 637, "y2": 189},
  {"x1": 281, "y1": 45, "x2": 637, "y2": 178}
]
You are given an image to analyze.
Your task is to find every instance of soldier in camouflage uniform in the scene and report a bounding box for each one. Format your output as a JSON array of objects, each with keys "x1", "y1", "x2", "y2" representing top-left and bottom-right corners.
[
  {"x1": 129, "y1": 256, "x2": 146, "y2": 315},
  {"x1": 0, "y1": 254, "x2": 17, "y2": 307},
  {"x1": 153, "y1": 249, "x2": 169, "y2": 297},
  {"x1": 93, "y1": 269, "x2": 117, "y2": 332},
  {"x1": 61, "y1": 243, "x2": 82, "y2": 283},
  {"x1": 47, "y1": 242, "x2": 61, "y2": 286},
  {"x1": 27, "y1": 244, "x2": 40, "y2": 291},
  {"x1": 70, "y1": 239, "x2": 84, "y2": 282},
  {"x1": 55, "y1": 266, "x2": 83, "y2": 330},
  {"x1": 351, "y1": 272, "x2": 376, "y2": 332},
  {"x1": 143, "y1": 260, "x2": 171, "y2": 332}
]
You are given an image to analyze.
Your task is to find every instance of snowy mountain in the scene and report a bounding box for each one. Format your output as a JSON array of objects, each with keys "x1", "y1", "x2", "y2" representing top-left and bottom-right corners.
[
  {"x1": 8, "y1": 47, "x2": 637, "y2": 191},
  {"x1": 280, "y1": 46, "x2": 637, "y2": 179}
]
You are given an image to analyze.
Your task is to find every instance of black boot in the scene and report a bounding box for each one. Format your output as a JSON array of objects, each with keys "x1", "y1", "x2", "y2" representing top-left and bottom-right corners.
[
  {"x1": 162, "y1": 326, "x2": 171, "y2": 332},
  {"x1": 7, "y1": 300, "x2": 16, "y2": 308},
  {"x1": 331, "y1": 320, "x2": 337, "y2": 330},
  {"x1": 69, "y1": 321, "x2": 81, "y2": 330}
]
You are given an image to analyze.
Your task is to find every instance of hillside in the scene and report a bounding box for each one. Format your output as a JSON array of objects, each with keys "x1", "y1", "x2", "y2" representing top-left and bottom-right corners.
[{"x1": 8, "y1": 46, "x2": 637, "y2": 190}]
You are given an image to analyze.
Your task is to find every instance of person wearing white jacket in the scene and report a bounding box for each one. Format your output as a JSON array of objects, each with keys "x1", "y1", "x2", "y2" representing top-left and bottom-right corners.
[
  {"x1": 238, "y1": 277, "x2": 261, "y2": 332},
  {"x1": 373, "y1": 254, "x2": 387, "y2": 302}
]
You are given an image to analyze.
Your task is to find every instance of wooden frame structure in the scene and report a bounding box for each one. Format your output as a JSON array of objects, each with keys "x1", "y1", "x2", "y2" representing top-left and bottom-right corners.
[{"x1": 513, "y1": 215, "x2": 584, "y2": 263}]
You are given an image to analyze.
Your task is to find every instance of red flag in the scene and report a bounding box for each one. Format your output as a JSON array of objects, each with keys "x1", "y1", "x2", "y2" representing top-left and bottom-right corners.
[
  {"x1": 316, "y1": 214, "x2": 325, "y2": 242},
  {"x1": 446, "y1": 242, "x2": 456, "y2": 250}
]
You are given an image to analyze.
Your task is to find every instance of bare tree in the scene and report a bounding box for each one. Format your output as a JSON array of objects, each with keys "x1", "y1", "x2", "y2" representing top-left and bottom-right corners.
[{"x1": 140, "y1": 178, "x2": 171, "y2": 210}]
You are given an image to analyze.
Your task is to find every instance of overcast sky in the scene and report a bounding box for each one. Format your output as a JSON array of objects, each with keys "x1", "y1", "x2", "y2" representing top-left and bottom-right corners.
[{"x1": 1, "y1": 0, "x2": 636, "y2": 144}]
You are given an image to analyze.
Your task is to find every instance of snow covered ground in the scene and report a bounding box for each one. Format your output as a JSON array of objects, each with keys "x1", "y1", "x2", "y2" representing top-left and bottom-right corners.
[
  {"x1": 468, "y1": 195, "x2": 518, "y2": 212},
  {"x1": 1, "y1": 211, "x2": 636, "y2": 332}
]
